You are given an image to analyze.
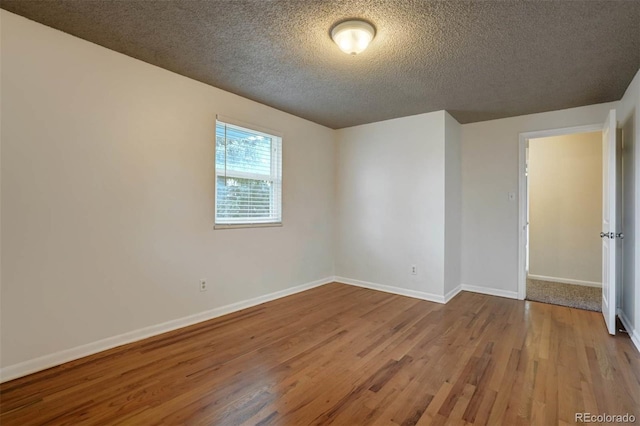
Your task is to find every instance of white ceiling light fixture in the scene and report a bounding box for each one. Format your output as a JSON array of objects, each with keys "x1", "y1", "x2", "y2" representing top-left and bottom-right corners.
[{"x1": 331, "y1": 20, "x2": 376, "y2": 55}]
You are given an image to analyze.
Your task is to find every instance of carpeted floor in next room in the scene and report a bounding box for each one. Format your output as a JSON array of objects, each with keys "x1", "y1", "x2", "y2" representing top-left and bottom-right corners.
[{"x1": 526, "y1": 278, "x2": 602, "y2": 312}]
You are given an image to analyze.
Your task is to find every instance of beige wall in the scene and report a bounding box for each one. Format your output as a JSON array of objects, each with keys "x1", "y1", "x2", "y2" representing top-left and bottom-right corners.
[
  {"x1": 528, "y1": 132, "x2": 602, "y2": 285},
  {"x1": 1, "y1": 11, "x2": 335, "y2": 370}
]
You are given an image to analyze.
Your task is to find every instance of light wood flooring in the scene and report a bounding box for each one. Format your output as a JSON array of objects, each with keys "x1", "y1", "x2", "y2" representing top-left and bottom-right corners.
[{"x1": 1, "y1": 283, "x2": 639, "y2": 425}]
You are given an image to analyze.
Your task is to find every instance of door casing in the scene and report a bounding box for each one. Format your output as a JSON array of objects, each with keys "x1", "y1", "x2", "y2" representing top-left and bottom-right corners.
[{"x1": 517, "y1": 123, "x2": 604, "y2": 300}]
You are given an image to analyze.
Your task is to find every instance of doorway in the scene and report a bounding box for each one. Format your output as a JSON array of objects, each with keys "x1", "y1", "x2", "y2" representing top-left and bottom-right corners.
[
  {"x1": 524, "y1": 130, "x2": 603, "y2": 311},
  {"x1": 518, "y1": 111, "x2": 622, "y2": 335},
  {"x1": 518, "y1": 123, "x2": 603, "y2": 300}
]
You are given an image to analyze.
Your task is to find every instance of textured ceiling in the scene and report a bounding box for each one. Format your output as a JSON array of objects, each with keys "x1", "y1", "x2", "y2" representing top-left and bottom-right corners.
[{"x1": 1, "y1": 0, "x2": 639, "y2": 128}]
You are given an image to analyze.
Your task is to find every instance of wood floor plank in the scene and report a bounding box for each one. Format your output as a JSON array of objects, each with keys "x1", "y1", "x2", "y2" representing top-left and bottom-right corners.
[{"x1": 1, "y1": 283, "x2": 639, "y2": 425}]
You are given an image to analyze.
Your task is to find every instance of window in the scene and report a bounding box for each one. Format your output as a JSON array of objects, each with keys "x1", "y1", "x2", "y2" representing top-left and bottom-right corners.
[{"x1": 215, "y1": 117, "x2": 282, "y2": 228}]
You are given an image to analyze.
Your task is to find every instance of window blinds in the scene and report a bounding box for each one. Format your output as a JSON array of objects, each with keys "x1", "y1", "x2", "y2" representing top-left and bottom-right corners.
[{"x1": 215, "y1": 119, "x2": 282, "y2": 226}]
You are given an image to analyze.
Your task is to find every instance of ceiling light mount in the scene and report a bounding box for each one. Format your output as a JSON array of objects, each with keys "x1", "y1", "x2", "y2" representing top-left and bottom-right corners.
[{"x1": 331, "y1": 19, "x2": 376, "y2": 55}]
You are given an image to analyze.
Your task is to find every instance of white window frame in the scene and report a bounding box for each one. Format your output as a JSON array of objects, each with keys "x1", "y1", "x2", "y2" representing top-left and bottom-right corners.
[{"x1": 214, "y1": 115, "x2": 283, "y2": 229}]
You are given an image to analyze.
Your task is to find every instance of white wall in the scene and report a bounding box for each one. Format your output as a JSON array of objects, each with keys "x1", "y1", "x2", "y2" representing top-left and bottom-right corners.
[
  {"x1": 444, "y1": 113, "x2": 462, "y2": 296},
  {"x1": 0, "y1": 12, "x2": 335, "y2": 370},
  {"x1": 335, "y1": 111, "x2": 447, "y2": 299},
  {"x1": 528, "y1": 132, "x2": 602, "y2": 285},
  {"x1": 461, "y1": 102, "x2": 618, "y2": 293},
  {"x1": 618, "y1": 68, "x2": 640, "y2": 348}
]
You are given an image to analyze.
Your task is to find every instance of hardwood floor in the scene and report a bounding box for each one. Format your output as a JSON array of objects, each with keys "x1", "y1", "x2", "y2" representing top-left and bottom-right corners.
[{"x1": 1, "y1": 283, "x2": 639, "y2": 425}]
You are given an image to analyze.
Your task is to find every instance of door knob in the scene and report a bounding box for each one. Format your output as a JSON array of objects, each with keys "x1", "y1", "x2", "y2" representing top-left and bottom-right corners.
[
  {"x1": 600, "y1": 232, "x2": 607, "y2": 238},
  {"x1": 616, "y1": 233, "x2": 624, "y2": 239}
]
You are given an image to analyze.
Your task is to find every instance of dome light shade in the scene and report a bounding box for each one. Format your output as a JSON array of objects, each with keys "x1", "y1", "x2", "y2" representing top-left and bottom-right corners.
[{"x1": 331, "y1": 20, "x2": 375, "y2": 55}]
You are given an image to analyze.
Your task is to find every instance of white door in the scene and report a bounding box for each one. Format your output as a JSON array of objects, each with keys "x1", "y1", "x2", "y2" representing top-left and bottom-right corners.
[{"x1": 601, "y1": 109, "x2": 617, "y2": 335}]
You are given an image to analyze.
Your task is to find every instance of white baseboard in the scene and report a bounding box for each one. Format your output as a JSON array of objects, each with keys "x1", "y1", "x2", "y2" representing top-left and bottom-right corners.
[
  {"x1": 444, "y1": 285, "x2": 462, "y2": 303},
  {"x1": 335, "y1": 277, "x2": 513, "y2": 304},
  {"x1": 0, "y1": 276, "x2": 334, "y2": 383},
  {"x1": 618, "y1": 308, "x2": 640, "y2": 353},
  {"x1": 527, "y1": 274, "x2": 602, "y2": 288},
  {"x1": 335, "y1": 276, "x2": 446, "y2": 304},
  {"x1": 460, "y1": 284, "x2": 519, "y2": 300}
]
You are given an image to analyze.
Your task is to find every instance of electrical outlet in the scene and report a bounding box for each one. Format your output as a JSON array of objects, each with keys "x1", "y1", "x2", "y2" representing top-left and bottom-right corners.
[
  {"x1": 200, "y1": 279, "x2": 207, "y2": 292},
  {"x1": 411, "y1": 265, "x2": 417, "y2": 275}
]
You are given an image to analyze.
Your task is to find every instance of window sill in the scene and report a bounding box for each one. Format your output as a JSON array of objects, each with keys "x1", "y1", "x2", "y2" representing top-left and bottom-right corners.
[{"x1": 214, "y1": 222, "x2": 283, "y2": 230}]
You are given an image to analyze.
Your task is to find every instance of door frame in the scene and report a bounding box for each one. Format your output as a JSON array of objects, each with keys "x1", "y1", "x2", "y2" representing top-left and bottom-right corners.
[{"x1": 517, "y1": 123, "x2": 604, "y2": 300}]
